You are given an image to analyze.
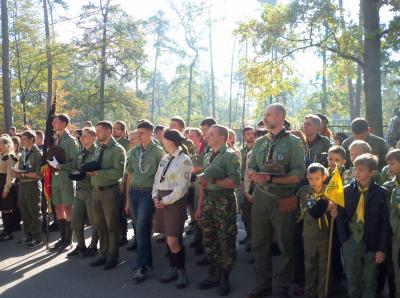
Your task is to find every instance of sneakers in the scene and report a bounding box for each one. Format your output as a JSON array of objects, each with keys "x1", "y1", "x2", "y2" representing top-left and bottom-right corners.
[
  {"x1": 28, "y1": 240, "x2": 43, "y2": 249},
  {"x1": 246, "y1": 286, "x2": 272, "y2": 298},
  {"x1": 176, "y1": 270, "x2": 189, "y2": 289},
  {"x1": 49, "y1": 240, "x2": 63, "y2": 251},
  {"x1": 17, "y1": 238, "x2": 32, "y2": 246},
  {"x1": 0, "y1": 233, "x2": 13, "y2": 241},
  {"x1": 132, "y1": 267, "x2": 146, "y2": 284}
]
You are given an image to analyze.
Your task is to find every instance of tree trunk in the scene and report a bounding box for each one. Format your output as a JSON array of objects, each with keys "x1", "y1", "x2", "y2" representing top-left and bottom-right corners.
[
  {"x1": 187, "y1": 52, "x2": 197, "y2": 126},
  {"x1": 361, "y1": 0, "x2": 383, "y2": 136},
  {"x1": 2, "y1": 0, "x2": 13, "y2": 130},
  {"x1": 99, "y1": 1, "x2": 110, "y2": 121},
  {"x1": 355, "y1": 66, "x2": 362, "y2": 117},
  {"x1": 348, "y1": 79, "x2": 356, "y2": 120},
  {"x1": 208, "y1": 9, "x2": 216, "y2": 118},
  {"x1": 151, "y1": 33, "x2": 160, "y2": 122},
  {"x1": 43, "y1": 0, "x2": 52, "y2": 113},
  {"x1": 241, "y1": 40, "x2": 248, "y2": 128},
  {"x1": 229, "y1": 38, "x2": 236, "y2": 127}
]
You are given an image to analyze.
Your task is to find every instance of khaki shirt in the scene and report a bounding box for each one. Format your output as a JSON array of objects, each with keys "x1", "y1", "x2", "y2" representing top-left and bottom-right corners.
[
  {"x1": 75, "y1": 144, "x2": 97, "y2": 189},
  {"x1": 152, "y1": 149, "x2": 192, "y2": 205},
  {"x1": 385, "y1": 179, "x2": 400, "y2": 242},
  {"x1": 202, "y1": 143, "x2": 240, "y2": 191},
  {"x1": 56, "y1": 132, "x2": 80, "y2": 173},
  {"x1": 18, "y1": 145, "x2": 43, "y2": 182},
  {"x1": 91, "y1": 138, "x2": 126, "y2": 188},
  {"x1": 248, "y1": 128, "x2": 305, "y2": 192},
  {"x1": 126, "y1": 139, "x2": 164, "y2": 190},
  {"x1": 117, "y1": 137, "x2": 130, "y2": 151}
]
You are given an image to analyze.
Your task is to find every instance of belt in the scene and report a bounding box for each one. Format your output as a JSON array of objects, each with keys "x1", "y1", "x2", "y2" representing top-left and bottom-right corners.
[
  {"x1": 132, "y1": 188, "x2": 152, "y2": 192},
  {"x1": 203, "y1": 189, "x2": 234, "y2": 196},
  {"x1": 158, "y1": 190, "x2": 173, "y2": 198},
  {"x1": 95, "y1": 183, "x2": 119, "y2": 192}
]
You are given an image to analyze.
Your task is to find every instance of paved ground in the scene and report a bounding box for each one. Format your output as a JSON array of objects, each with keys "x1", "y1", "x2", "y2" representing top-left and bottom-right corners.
[{"x1": 0, "y1": 218, "x2": 260, "y2": 298}]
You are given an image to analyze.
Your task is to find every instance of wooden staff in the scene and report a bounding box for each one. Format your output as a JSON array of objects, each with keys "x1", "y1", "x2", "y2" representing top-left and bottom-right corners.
[{"x1": 325, "y1": 203, "x2": 337, "y2": 297}]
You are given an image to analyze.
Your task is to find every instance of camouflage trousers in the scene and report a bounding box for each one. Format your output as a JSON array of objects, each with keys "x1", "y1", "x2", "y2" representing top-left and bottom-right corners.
[{"x1": 201, "y1": 189, "x2": 237, "y2": 271}]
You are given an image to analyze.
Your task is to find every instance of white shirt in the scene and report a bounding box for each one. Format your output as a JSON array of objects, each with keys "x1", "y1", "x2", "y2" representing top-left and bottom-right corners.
[{"x1": 152, "y1": 149, "x2": 193, "y2": 205}]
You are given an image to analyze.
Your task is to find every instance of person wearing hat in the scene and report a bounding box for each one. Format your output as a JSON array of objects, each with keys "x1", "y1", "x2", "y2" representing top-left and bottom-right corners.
[
  {"x1": 247, "y1": 103, "x2": 306, "y2": 298},
  {"x1": 196, "y1": 124, "x2": 241, "y2": 296},
  {"x1": 88, "y1": 121, "x2": 126, "y2": 270},
  {"x1": 126, "y1": 120, "x2": 164, "y2": 283},
  {"x1": 49, "y1": 113, "x2": 80, "y2": 252},
  {"x1": 152, "y1": 129, "x2": 193, "y2": 289},
  {"x1": 14, "y1": 130, "x2": 43, "y2": 248},
  {"x1": 68, "y1": 127, "x2": 99, "y2": 257}
]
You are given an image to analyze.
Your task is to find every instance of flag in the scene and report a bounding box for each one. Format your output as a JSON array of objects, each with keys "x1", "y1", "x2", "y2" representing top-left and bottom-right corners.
[{"x1": 324, "y1": 164, "x2": 345, "y2": 207}]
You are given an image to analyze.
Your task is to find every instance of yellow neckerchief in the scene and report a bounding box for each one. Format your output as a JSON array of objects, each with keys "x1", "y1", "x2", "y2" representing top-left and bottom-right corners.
[
  {"x1": 356, "y1": 184, "x2": 369, "y2": 223},
  {"x1": 313, "y1": 192, "x2": 329, "y2": 229}
]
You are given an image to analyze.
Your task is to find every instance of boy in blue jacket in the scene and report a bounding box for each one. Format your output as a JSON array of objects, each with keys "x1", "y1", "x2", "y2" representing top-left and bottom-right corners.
[{"x1": 336, "y1": 153, "x2": 390, "y2": 298}]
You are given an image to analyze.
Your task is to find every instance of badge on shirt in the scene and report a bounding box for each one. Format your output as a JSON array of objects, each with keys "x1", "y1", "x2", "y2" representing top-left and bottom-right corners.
[
  {"x1": 160, "y1": 159, "x2": 167, "y2": 167},
  {"x1": 306, "y1": 194, "x2": 317, "y2": 209}
]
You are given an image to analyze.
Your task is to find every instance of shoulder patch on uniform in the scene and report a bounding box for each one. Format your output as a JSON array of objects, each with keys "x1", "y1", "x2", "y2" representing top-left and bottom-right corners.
[{"x1": 183, "y1": 160, "x2": 192, "y2": 167}]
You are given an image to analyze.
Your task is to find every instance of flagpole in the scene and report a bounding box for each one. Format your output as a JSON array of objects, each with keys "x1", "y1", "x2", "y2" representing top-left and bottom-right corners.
[{"x1": 325, "y1": 203, "x2": 336, "y2": 297}]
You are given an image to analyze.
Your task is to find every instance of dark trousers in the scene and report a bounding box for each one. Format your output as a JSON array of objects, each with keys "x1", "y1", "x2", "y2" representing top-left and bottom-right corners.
[{"x1": 129, "y1": 188, "x2": 154, "y2": 269}]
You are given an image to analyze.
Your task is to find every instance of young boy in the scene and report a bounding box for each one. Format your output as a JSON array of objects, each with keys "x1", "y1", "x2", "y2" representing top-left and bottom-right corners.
[
  {"x1": 297, "y1": 163, "x2": 334, "y2": 298},
  {"x1": 343, "y1": 140, "x2": 372, "y2": 185},
  {"x1": 327, "y1": 145, "x2": 347, "y2": 177},
  {"x1": 336, "y1": 153, "x2": 390, "y2": 298},
  {"x1": 384, "y1": 149, "x2": 400, "y2": 296}
]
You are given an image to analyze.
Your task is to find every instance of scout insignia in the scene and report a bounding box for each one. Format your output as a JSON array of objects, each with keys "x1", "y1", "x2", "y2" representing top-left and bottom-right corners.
[{"x1": 306, "y1": 194, "x2": 317, "y2": 209}]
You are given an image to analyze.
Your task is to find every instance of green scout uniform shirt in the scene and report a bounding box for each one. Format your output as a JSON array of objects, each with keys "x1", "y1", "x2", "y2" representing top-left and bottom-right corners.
[
  {"x1": 384, "y1": 178, "x2": 400, "y2": 242},
  {"x1": 202, "y1": 143, "x2": 241, "y2": 191},
  {"x1": 126, "y1": 139, "x2": 164, "y2": 190},
  {"x1": 117, "y1": 137, "x2": 130, "y2": 151},
  {"x1": 247, "y1": 128, "x2": 306, "y2": 193},
  {"x1": 75, "y1": 144, "x2": 97, "y2": 189},
  {"x1": 305, "y1": 134, "x2": 331, "y2": 167},
  {"x1": 19, "y1": 145, "x2": 43, "y2": 182},
  {"x1": 342, "y1": 134, "x2": 389, "y2": 170},
  {"x1": 56, "y1": 132, "x2": 80, "y2": 173},
  {"x1": 297, "y1": 185, "x2": 330, "y2": 239},
  {"x1": 240, "y1": 146, "x2": 252, "y2": 179},
  {"x1": 91, "y1": 138, "x2": 126, "y2": 188}
]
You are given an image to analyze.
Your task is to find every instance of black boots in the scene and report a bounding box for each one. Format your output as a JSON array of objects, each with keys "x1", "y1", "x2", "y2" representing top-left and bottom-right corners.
[{"x1": 217, "y1": 269, "x2": 231, "y2": 296}]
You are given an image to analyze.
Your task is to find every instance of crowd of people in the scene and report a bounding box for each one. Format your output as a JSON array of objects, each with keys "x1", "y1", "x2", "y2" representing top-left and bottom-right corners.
[{"x1": 1, "y1": 103, "x2": 400, "y2": 298}]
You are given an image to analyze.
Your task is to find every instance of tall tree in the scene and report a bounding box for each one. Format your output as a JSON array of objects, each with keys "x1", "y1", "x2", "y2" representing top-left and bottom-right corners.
[
  {"x1": 2, "y1": 0, "x2": 13, "y2": 130},
  {"x1": 208, "y1": 7, "x2": 216, "y2": 118},
  {"x1": 43, "y1": 0, "x2": 52, "y2": 113}
]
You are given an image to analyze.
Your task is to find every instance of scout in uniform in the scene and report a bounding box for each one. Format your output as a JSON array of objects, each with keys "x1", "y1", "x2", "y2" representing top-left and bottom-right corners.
[
  {"x1": 48, "y1": 113, "x2": 80, "y2": 252},
  {"x1": 342, "y1": 118, "x2": 389, "y2": 170},
  {"x1": 113, "y1": 120, "x2": 130, "y2": 247},
  {"x1": 14, "y1": 131, "x2": 43, "y2": 248},
  {"x1": 247, "y1": 103, "x2": 305, "y2": 298},
  {"x1": 68, "y1": 127, "x2": 99, "y2": 257},
  {"x1": 197, "y1": 124, "x2": 240, "y2": 296},
  {"x1": 89, "y1": 121, "x2": 126, "y2": 270},
  {"x1": 336, "y1": 154, "x2": 390, "y2": 298},
  {"x1": 303, "y1": 114, "x2": 332, "y2": 169},
  {"x1": 125, "y1": 120, "x2": 164, "y2": 283},
  {"x1": 152, "y1": 129, "x2": 193, "y2": 289},
  {"x1": 239, "y1": 126, "x2": 255, "y2": 249},
  {"x1": 384, "y1": 149, "x2": 400, "y2": 296},
  {"x1": 297, "y1": 163, "x2": 333, "y2": 298}
]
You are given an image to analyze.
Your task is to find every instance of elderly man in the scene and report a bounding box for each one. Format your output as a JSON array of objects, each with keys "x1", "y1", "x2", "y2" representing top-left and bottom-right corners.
[{"x1": 247, "y1": 103, "x2": 306, "y2": 298}]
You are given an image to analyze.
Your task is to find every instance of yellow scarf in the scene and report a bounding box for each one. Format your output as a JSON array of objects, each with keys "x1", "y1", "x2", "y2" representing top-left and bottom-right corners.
[
  {"x1": 356, "y1": 185, "x2": 369, "y2": 223},
  {"x1": 313, "y1": 192, "x2": 329, "y2": 230}
]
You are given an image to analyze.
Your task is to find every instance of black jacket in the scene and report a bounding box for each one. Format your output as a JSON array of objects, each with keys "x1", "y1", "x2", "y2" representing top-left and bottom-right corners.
[{"x1": 335, "y1": 181, "x2": 390, "y2": 253}]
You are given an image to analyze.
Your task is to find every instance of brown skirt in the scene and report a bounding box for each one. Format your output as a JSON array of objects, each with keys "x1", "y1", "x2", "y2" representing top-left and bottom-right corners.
[
  {"x1": 154, "y1": 196, "x2": 187, "y2": 237},
  {"x1": 0, "y1": 174, "x2": 18, "y2": 211}
]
